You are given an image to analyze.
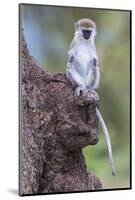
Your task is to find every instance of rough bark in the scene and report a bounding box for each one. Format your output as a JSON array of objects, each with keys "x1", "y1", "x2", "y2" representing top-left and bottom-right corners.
[{"x1": 20, "y1": 33, "x2": 102, "y2": 195}]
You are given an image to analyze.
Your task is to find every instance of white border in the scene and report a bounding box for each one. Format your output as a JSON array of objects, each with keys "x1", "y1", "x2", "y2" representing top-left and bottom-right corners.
[{"x1": 0, "y1": 0, "x2": 134, "y2": 199}]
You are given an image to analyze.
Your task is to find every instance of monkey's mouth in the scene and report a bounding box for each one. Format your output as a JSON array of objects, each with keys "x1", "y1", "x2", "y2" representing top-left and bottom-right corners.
[{"x1": 82, "y1": 30, "x2": 92, "y2": 40}]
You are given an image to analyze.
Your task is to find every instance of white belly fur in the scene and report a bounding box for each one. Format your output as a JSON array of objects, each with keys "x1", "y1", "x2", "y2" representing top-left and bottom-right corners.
[{"x1": 75, "y1": 41, "x2": 92, "y2": 80}]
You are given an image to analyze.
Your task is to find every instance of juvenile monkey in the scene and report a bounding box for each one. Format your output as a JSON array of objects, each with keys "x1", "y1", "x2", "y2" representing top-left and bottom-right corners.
[{"x1": 66, "y1": 18, "x2": 115, "y2": 176}]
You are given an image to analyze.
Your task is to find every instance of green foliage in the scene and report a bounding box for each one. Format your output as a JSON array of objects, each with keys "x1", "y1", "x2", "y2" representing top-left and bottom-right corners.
[{"x1": 21, "y1": 5, "x2": 130, "y2": 189}]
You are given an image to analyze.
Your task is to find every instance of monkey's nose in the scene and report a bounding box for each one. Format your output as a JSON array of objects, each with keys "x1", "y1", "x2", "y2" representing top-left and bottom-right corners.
[{"x1": 82, "y1": 30, "x2": 92, "y2": 40}]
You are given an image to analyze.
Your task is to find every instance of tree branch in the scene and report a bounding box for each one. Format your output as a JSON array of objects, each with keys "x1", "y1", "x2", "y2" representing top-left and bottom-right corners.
[{"x1": 20, "y1": 32, "x2": 102, "y2": 195}]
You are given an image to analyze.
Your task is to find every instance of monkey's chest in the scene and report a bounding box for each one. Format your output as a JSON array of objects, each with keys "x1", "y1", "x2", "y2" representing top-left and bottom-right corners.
[{"x1": 75, "y1": 45, "x2": 92, "y2": 76}]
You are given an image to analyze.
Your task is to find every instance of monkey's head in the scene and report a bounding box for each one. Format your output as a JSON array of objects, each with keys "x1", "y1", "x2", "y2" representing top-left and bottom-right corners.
[{"x1": 75, "y1": 18, "x2": 96, "y2": 41}]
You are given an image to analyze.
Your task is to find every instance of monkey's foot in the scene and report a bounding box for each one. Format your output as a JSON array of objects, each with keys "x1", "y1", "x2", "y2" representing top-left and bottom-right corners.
[
  {"x1": 74, "y1": 86, "x2": 85, "y2": 96},
  {"x1": 83, "y1": 88, "x2": 94, "y2": 94}
]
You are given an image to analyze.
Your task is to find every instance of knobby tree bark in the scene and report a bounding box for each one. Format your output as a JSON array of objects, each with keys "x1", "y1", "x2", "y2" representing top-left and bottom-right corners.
[{"x1": 20, "y1": 33, "x2": 102, "y2": 195}]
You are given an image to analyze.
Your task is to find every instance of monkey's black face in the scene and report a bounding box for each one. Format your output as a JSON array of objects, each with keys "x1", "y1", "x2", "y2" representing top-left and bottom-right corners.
[{"x1": 82, "y1": 29, "x2": 92, "y2": 40}]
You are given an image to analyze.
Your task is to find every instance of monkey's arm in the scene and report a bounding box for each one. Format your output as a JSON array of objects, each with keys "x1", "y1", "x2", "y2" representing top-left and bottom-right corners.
[{"x1": 86, "y1": 58, "x2": 100, "y2": 89}]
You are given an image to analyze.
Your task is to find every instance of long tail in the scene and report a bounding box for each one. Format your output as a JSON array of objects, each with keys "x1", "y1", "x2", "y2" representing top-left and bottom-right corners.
[{"x1": 96, "y1": 107, "x2": 115, "y2": 176}]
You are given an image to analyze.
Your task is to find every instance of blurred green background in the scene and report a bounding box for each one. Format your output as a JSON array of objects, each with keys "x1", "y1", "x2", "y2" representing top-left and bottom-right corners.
[{"x1": 20, "y1": 4, "x2": 131, "y2": 189}]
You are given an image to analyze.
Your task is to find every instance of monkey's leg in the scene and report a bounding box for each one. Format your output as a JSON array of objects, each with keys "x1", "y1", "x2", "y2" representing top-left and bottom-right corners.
[
  {"x1": 86, "y1": 67, "x2": 93, "y2": 89},
  {"x1": 66, "y1": 66, "x2": 85, "y2": 96},
  {"x1": 92, "y1": 66, "x2": 100, "y2": 89}
]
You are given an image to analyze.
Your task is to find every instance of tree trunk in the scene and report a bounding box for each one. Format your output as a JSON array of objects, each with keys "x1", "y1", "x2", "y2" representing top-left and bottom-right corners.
[{"x1": 19, "y1": 32, "x2": 102, "y2": 195}]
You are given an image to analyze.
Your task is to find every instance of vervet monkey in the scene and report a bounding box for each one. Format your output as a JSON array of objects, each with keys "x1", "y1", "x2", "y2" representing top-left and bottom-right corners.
[{"x1": 66, "y1": 18, "x2": 115, "y2": 176}]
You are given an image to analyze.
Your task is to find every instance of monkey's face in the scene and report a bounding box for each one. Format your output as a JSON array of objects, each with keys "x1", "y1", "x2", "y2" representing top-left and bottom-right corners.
[
  {"x1": 77, "y1": 27, "x2": 96, "y2": 41},
  {"x1": 82, "y1": 29, "x2": 92, "y2": 40},
  {"x1": 75, "y1": 25, "x2": 96, "y2": 41},
  {"x1": 75, "y1": 18, "x2": 96, "y2": 41}
]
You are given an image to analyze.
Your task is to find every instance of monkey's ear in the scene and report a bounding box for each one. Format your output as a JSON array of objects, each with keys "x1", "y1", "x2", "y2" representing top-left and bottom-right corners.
[{"x1": 75, "y1": 22, "x2": 79, "y2": 30}]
